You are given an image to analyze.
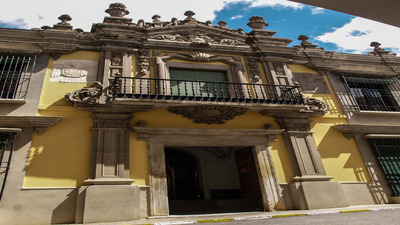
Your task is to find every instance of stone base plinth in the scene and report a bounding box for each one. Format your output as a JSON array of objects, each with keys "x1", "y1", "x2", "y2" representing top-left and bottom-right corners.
[
  {"x1": 76, "y1": 185, "x2": 140, "y2": 224},
  {"x1": 289, "y1": 181, "x2": 348, "y2": 210}
]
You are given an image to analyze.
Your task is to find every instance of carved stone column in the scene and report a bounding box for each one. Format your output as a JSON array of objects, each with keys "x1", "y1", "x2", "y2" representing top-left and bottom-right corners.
[{"x1": 276, "y1": 117, "x2": 348, "y2": 210}]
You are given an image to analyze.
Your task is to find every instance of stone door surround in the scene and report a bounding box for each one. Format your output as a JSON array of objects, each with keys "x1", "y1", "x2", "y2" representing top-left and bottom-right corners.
[{"x1": 133, "y1": 126, "x2": 286, "y2": 216}]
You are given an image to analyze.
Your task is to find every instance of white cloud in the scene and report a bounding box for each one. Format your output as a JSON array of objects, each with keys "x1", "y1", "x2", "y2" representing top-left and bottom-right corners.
[
  {"x1": 311, "y1": 7, "x2": 325, "y2": 15},
  {"x1": 316, "y1": 17, "x2": 400, "y2": 54},
  {"x1": 0, "y1": 1, "x2": 306, "y2": 31},
  {"x1": 0, "y1": 0, "x2": 230, "y2": 31},
  {"x1": 230, "y1": 15, "x2": 244, "y2": 20},
  {"x1": 248, "y1": 0, "x2": 304, "y2": 9}
]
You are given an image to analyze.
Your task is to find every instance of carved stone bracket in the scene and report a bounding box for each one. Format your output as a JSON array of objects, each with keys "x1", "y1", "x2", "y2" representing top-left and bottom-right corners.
[
  {"x1": 303, "y1": 97, "x2": 329, "y2": 113},
  {"x1": 167, "y1": 105, "x2": 247, "y2": 124},
  {"x1": 65, "y1": 81, "x2": 104, "y2": 104}
]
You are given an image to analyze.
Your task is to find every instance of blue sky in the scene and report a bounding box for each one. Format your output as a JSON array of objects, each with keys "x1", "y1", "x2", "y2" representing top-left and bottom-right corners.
[
  {"x1": 0, "y1": 0, "x2": 399, "y2": 55},
  {"x1": 213, "y1": 1, "x2": 354, "y2": 50}
]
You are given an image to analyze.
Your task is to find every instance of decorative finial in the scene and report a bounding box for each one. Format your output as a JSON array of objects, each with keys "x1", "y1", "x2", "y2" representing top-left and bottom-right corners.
[
  {"x1": 298, "y1": 35, "x2": 318, "y2": 49},
  {"x1": 52, "y1": 14, "x2": 73, "y2": 30},
  {"x1": 152, "y1": 14, "x2": 161, "y2": 22},
  {"x1": 184, "y1": 10, "x2": 195, "y2": 19},
  {"x1": 218, "y1": 20, "x2": 227, "y2": 28},
  {"x1": 105, "y1": 3, "x2": 130, "y2": 17},
  {"x1": 237, "y1": 28, "x2": 244, "y2": 34},
  {"x1": 205, "y1": 20, "x2": 212, "y2": 26},
  {"x1": 184, "y1": 10, "x2": 197, "y2": 24},
  {"x1": 247, "y1": 16, "x2": 268, "y2": 30},
  {"x1": 368, "y1": 41, "x2": 393, "y2": 56},
  {"x1": 171, "y1": 17, "x2": 178, "y2": 26},
  {"x1": 58, "y1": 14, "x2": 72, "y2": 23}
]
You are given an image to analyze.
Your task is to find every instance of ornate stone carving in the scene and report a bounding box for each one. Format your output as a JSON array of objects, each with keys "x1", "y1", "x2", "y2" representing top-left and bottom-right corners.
[
  {"x1": 148, "y1": 31, "x2": 246, "y2": 46},
  {"x1": 292, "y1": 73, "x2": 331, "y2": 94},
  {"x1": 167, "y1": 105, "x2": 247, "y2": 124},
  {"x1": 50, "y1": 60, "x2": 98, "y2": 83},
  {"x1": 137, "y1": 49, "x2": 150, "y2": 76},
  {"x1": 105, "y1": 3, "x2": 130, "y2": 17},
  {"x1": 186, "y1": 52, "x2": 215, "y2": 62},
  {"x1": 245, "y1": 55, "x2": 261, "y2": 82},
  {"x1": 247, "y1": 16, "x2": 268, "y2": 30},
  {"x1": 276, "y1": 118, "x2": 311, "y2": 132},
  {"x1": 303, "y1": 97, "x2": 330, "y2": 112},
  {"x1": 65, "y1": 81, "x2": 103, "y2": 104},
  {"x1": 111, "y1": 53, "x2": 123, "y2": 66},
  {"x1": 272, "y1": 63, "x2": 285, "y2": 75},
  {"x1": 91, "y1": 114, "x2": 132, "y2": 129}
]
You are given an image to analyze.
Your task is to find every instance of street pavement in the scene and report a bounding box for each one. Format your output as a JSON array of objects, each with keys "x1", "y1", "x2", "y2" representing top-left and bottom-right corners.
[{"x1": 86, "y1": 204, "x2": 400, "y2": 225}]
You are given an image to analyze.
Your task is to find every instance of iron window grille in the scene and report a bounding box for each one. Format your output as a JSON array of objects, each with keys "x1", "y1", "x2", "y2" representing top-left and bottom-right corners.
[
  {"x1": 369, "y1": 138, "x2": 400, "y2": 197},
  {"x1": 0, "y1": 54, "x2": 37, "y2": 99},
  {"x1": 342, "y1": 74, "x2": 400, "y2": 112},
  {"x1": 0, "y1": 133, "x2": 17, "y2": 201}
]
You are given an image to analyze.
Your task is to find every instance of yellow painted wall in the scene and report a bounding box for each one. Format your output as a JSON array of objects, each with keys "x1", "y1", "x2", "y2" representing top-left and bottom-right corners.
[
  {"x1": 25, "y1": 52, "x2": 371, "y2": 188},
  {"x1": 288, "y1": 64, "x2": 370, "y2": 182},
  {"x1": 24, "y1": 51, "x2": 100, "y2": 188}
]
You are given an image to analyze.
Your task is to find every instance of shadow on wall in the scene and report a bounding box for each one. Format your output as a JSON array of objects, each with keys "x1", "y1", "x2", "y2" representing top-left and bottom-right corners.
[
  {"x1": 51, "y1": 188, "x2": 78, "y2": 224},
  {"x1": 317, "y1": 128, "x2": 370, "y2": 182}
]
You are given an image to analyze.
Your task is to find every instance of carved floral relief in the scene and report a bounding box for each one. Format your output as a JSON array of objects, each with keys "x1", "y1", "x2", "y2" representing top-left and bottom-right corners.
[{"x1": 167, "y1": 105, "x2": 247, "y2": 124}]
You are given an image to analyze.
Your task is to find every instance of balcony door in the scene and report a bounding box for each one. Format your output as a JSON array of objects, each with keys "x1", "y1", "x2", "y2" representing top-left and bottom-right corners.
[{"x1": 169, "y1": 69, "x2": 229, "y2": 98}]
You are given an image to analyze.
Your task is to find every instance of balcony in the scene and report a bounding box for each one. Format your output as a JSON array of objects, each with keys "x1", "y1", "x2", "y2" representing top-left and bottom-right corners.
[{"x1": 112, "y1": 76, "x2": 304, "y2": 105}]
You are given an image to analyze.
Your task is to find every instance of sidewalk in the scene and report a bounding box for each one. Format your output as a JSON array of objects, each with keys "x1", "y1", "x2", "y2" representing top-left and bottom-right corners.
[{"x1": 85, "y1": 204, "x2": 400, "y2": 225}]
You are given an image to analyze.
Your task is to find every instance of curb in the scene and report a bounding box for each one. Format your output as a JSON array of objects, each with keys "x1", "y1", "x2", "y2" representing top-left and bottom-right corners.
[{"x1": 141, "y1": 206, "x2": 400, "y2": 225}]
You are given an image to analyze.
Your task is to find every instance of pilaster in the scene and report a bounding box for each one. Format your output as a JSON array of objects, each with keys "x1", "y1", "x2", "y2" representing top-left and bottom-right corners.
[{"x1": 276, "y1": 117, "x2": 348, "y2": 209}]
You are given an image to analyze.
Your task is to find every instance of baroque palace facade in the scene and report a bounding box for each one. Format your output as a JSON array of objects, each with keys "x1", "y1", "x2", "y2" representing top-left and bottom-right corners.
[{"x1": 1, "y1": 3, "x2": 400, "y2": 224}]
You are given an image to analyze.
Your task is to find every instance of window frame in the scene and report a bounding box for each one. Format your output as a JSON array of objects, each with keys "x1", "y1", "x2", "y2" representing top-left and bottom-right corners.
[
  {"x1": 342, "y1": 74, "x2": 400, "y2": 112},
  {"x1": 0, "y1": 54, "x2": 37, "y2": 100}
]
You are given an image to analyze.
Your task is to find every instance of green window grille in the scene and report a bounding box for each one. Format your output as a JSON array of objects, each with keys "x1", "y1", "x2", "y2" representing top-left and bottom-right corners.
[
  {"x1": 0, "y1": 54, "x2": 37, "y2": 99},
  {"x1": 0, "y1": 133, "x2": 17, "y2": 201},
  {"x1": 369, "y1": 138, "x2": 400, "y2": 197},
  {"x1": 342, "y1": 74, "x2": 400, "y2": 112},
  {"x1": 169, "y1": 69, "x2": 229, "y2": 98}
]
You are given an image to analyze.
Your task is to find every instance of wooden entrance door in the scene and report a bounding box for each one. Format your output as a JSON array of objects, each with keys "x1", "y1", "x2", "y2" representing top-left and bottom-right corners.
[{"x1": 235, "y1": 148, "x2": 263, "y2": 210}]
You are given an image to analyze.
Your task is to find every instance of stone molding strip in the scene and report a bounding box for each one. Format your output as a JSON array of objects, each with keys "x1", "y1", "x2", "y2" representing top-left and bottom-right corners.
[
  {"x1": 0, "y1": 116, "x2": 62, "y2": 135},
  {"x1": 333, "y1": 124, "x2": 400, "y2": 139}
]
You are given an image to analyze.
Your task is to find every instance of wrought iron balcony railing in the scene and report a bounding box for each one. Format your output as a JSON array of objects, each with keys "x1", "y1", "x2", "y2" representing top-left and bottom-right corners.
[{"x1": 112, "y1": 76, "x2": 304, "y2": 105}]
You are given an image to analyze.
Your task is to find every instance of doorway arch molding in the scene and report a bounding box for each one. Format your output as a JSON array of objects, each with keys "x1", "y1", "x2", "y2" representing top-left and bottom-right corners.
[{"x1": 133, "y1": 126, "x2": 286, "y2": 216}]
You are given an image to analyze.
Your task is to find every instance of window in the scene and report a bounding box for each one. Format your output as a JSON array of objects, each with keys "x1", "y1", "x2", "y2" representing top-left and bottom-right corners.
[
  {"x1": 342, "y1": 75, "x2": 400, "y2": 112},
  {"x1": 369, "y1": 138, "x2": 400, "y2": 196},
  {"x1": 169, "y1": 69, "x2": 229, "y2": 98},
  {"x1": 0, "y1": 54, "x2": 36, "y2": 99}
]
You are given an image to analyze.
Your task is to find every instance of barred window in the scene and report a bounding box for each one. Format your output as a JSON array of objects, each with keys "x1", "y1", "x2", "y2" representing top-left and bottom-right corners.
[
  {"x1": 0, "y1": 54, "x2": 37, "y2": 99},
  {"x1": 342, "y1": 74, "x2": 400, "y2": 112},
  {"x1": 369, "y1": 138, "x2": 400, "y2": 197}
]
